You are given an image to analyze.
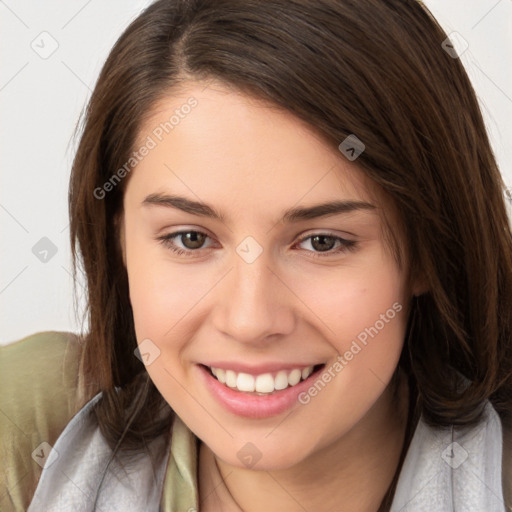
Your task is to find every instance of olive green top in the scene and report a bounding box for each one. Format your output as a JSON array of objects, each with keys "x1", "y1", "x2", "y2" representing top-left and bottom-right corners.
[
  {"x1": 1, "y1": 332, "x2": 511, "y2": 511},
  {"x1": 0, "y1": 331, "x2": 196, "y2": 512},
  {"x1": 1, "y1": 332, "x2": 84, "y2": 512}
]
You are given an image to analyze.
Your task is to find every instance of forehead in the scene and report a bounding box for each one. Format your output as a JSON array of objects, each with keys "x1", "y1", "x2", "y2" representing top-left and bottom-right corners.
[{"x1": 128, "y1": 82, "x2": 380, "y2": 216}]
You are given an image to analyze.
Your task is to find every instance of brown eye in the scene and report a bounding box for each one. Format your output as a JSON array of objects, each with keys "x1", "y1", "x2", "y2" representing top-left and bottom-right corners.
[
  {"x1": 157, "y1": 229, "x2": 215, "y2": 257},
  {"x1": 310, "y1": 235, "x2": 336, "y2": 252},
  {"x1": 180, "y1": 231, "x2": 207, "y2": 249},
  {"x1": 295, "y1": 233, "x2": 357, "y2": 257}
]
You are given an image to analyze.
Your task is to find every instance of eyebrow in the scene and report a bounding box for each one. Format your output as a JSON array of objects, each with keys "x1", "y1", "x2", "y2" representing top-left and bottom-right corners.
[{"x1": 142, "y1": 193, "x2": 376, "y2": 223}]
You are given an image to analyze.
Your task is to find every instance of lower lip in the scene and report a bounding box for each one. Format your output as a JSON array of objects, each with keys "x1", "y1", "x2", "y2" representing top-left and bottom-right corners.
[{"x1": 198, "y1": 364, "x2": 324, "y2": 419}]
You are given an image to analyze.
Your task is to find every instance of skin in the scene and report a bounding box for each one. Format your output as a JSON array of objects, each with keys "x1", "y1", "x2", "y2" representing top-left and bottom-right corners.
[{"x1": 120, "y1": 81, "x2": 420, "y2": 511}]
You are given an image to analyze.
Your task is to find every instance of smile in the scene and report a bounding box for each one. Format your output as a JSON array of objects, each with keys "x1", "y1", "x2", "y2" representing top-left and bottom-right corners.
[
  {"x1": 198, "y1": 362, "x2": 326, "y2": 418},
  {"x1": 208, "y1": 365, "x2": 319, "y2": 394}
]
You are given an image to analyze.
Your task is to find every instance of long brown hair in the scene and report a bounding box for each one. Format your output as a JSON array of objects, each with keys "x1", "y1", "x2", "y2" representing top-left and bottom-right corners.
[{"x1": 69, "y1": 0, "x2": 512, "y2": 450}]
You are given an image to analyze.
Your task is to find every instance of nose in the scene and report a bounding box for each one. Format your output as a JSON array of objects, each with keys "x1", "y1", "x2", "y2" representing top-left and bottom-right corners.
[{"x1": 212, "y1": 252, "x2": 296, "y2": 345}]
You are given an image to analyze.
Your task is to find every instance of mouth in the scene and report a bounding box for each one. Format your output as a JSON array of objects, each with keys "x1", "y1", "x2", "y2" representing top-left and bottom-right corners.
[
  {"x1": 203, "y1": 364, "x2": 325, "y2": 395},
  {"x1": 197, "y1": 362, "x2": 326, "y2": 418}
]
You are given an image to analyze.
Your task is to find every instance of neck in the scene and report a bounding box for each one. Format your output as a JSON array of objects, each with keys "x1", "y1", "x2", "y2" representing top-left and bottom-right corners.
[{"x1": 199, "y1": 373, "x2": 410, "y2": 512}]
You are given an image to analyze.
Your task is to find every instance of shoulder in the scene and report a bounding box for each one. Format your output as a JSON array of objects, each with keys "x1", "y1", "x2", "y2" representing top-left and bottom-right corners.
[
  {"x1": 0, "y1": 331, "x2": 84, "y2": 414},
  {"x1": 0, "y1": 331, "x2": 84, "y2": 512}
]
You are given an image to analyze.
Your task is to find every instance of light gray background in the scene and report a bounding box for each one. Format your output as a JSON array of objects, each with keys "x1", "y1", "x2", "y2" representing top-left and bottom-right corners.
[{"x1": 1, "y1": 0, "x2": 511, "y2": 345}]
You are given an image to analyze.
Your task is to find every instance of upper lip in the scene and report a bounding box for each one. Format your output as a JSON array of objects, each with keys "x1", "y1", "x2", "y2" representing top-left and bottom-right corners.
[{"x1": 200, "y1": 361, "x2": 325, "y2": 375}]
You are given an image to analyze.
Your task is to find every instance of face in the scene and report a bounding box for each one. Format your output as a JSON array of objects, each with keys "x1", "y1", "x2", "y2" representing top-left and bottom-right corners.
[{"x1": 121, "y1": 81, "x2": 413, "y2": 470}]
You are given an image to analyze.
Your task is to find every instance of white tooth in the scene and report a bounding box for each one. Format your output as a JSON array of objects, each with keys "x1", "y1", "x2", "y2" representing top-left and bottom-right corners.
[
  {"x1": 211, "y1": 367, "x2": 218, "y2": 377},
  {"x1": 288, "y1": 369, "x2": 302, "y2": 386},
  {"x1": 301, "y1": 366, "x2": 313, "y2": 380},
  {"x1": 255, "y1": 373, "x2": 275, "y2": 393},
  {"x1": 226, "y1": 370, "x2": 237, "y2": 388},
  {"x1": 237, "y1": 372, "x2": 255, "y2": 392},
  {"x1": 216, "y1": 368, "x2": 226, "y2": 384},
  {"x1": 274, "y1": 370, "x2": 289, "y2": 390}
]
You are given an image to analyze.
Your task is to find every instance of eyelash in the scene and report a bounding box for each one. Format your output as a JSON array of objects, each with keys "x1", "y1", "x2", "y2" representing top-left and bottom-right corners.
[{"x1": 156, "y1": 230, "x2": 357, "y2": 258}]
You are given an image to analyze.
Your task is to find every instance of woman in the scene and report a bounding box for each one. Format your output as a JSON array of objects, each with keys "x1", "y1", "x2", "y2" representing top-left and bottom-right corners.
[{"x1": 2, "y1": 0, "x2": 511, "y2": 510}]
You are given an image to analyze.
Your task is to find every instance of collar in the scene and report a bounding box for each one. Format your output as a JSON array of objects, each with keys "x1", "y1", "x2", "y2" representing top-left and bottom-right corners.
[{"x1": 28, "y1": 395, "x2": 505, "y2": 511}]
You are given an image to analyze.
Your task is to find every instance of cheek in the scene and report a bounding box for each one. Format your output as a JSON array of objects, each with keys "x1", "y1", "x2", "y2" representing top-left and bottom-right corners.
[
  {"x1": 296, "y1": 253, "x2": 406, "y2": 333},
  {"x1": 125, "y1": 230, "x2": 210, "y2": 340},
  {"x1": 287, "y1": 263, "x2": 407, "y2": 443},
  {"x1": 124, "y1": 239, "x2": 208, "y2": 404},
  {"x1": 291, "y1": 252, "x2": 408, "y2": 378}
]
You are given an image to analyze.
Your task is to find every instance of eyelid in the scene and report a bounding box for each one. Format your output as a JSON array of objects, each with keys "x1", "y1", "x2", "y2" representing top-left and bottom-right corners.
[{"x1": 295, "y1": 228, "x2": 355, "y2": 242}]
